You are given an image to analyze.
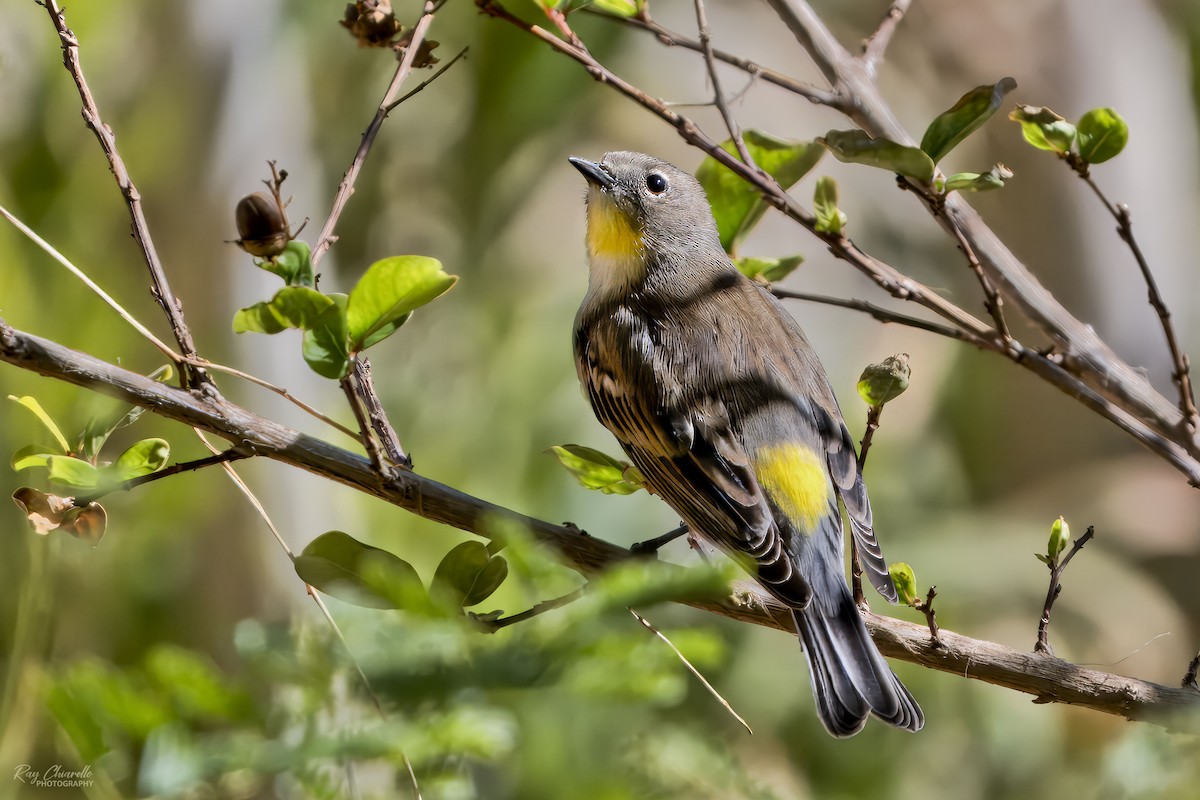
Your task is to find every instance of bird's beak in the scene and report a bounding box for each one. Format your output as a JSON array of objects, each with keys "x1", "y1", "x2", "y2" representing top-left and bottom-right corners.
[{"x1": 568, "y1": 156, "x2": 615, "y2": 190}]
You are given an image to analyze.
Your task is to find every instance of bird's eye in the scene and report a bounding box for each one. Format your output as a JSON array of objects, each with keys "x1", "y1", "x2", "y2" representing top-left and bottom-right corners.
[{"x1": 646, "y1": 173, "x2": 668, "y2": 194}]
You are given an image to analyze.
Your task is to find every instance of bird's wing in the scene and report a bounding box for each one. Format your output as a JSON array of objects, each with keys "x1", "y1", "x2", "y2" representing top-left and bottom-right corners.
[{"x1": 577, "y1": 318, "x2": 813, "y2": 608}]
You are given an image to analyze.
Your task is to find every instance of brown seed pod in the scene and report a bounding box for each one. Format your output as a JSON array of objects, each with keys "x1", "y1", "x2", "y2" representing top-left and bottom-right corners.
[{"x1": 234, "y1": 192, "x2": 289, "y2": 258}]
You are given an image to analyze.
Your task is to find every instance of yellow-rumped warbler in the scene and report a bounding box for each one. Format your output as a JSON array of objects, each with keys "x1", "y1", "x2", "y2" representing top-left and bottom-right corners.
[{"x1": 569, "y1": 151, "x2": 922, "y2": 736}]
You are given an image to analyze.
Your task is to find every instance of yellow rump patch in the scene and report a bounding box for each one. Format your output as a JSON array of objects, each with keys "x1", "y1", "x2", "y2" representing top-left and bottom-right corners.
[
  {"x1": 587, "y1": 195, "x2": 644, "y2": 270},
  {"x1": 754, "y1": 443, "x2": 831, "y2": 534}
]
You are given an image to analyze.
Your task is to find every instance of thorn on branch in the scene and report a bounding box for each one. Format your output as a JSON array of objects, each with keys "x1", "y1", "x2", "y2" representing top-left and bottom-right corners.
[{"x1": 1034, "y1": 524, "x2": 1095, "y2": 656}]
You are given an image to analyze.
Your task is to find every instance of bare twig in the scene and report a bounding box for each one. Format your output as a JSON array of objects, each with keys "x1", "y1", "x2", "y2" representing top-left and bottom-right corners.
[
  {"x1": 351, "y1": 357, "x2": 410, "y2": 467},
  {"x1": 692, "y1": 0, "x2": 755, "y2": 168},
  {"x1": 384, "y1": 46, "x2": 469, "y2": 112},
  {"x1": 41, "y1": 0, "x2": 210, "y2": 390},
  {"x1": 594, "y1": 11, "x2": 842, "y2": 108},
  {"x1": 911, "y1": 585, "x2": 942, "y2": 648},
  {"x1": 630, "y1": 524, "x2": 690, "y2": 555},
  {"x1": 2, "y1": 323, "x2": 1199, "y2": 729},
  {"x1": 945, "y1": 215, "x2": 1014, "y2": 347},
  {"x1": 341, "y1": 363, "x2": 393, "y2": 477},
  {"x1": 848, "y1": 402, "x2": 885, "y2": 607},
  {"x1": 1075, "y1": 172, "x2": 1198, "y2": 434},
  {"x1": 772, "y1": 288, "x2": 976, "y2": 343},
  {"x1": 312, "y1": 0, "x2": 440, "y2": 267},
  {"x1": 1035, "y1": 525, "x2": 1096, "y2": 656},
  {"x1": 860, "y1": 0, "x2": 913, "y2": 73},
  {"x1": 628, "y1": 607, "x2": 753, "y2": 734},
  {"x1": 74, "y1": 447, "x2": 253, "y2": 505},
  {"x1": 472, "y1": 587, "x2": 585, "y2": 632}
]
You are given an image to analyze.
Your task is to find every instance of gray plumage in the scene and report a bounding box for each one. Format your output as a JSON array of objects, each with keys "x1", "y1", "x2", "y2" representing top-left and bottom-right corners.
[{"x1": 570, "y1": 151, "x2": 922, "y2": 736}]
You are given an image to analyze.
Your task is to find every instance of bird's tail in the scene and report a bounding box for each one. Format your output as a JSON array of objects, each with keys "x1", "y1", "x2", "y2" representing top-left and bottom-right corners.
[{"x1": 793, "y1": 587, "x2": 924, "y2": 737}]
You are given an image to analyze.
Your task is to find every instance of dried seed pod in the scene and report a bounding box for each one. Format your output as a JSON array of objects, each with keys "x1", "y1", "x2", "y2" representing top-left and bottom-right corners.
[
  {"x1": 234, "y1": 192, "x2": 289, "y2": 258},
  {"x1": 341, "y1": 0, "x2": 402, "y2": 48}
]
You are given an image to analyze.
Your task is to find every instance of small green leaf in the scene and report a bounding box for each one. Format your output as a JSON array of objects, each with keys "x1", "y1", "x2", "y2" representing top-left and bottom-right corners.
[
  {"x1": 347, "y1": 256, "x2": 458, "y2": 352},
  {"x1": 11, "y1": 444, "x2": 59, "y2": 472},
  {"x1": 8, "y1": 395, "x2": 70, "y2": 454},
  {"x1": 856, "y1": 353, "x2": 911, "y2": 408},
  {"x1": 293, "y1": 531, "x2": 423, "y2": 609},
  {"x1": 46, "y1": 456, "x2": 102, "y2": 490},
  {"x1": 696, "y1": 131, "x2": 825, "y2": 254},
  {"x1": 431, "y1": 541, "x2": 510, "y2": 608},
  {"x1": 1076, "y1": 107, "x2": 1128, "y2": 164},
  {"x1": 734, "y1": 255, "x2": 803, "y2": 283},
  {"x1": 920, "y1": 77, "x2": 1017, "y2": 164},
  {"x1": 1008, "y1": 105, "x2": 1076, "y2": 153},
  {"x1": 547, "y1": 445, "x2": 645, "y2": 495},
  {"x1": 301, "y1": 293, "x2": 351, "y2": 379},
  {"x1": 110, "y1": 438, "x2": 170, "y2": 482},
  {"x1": 1047, "y1": 515, "x2": 1071, "y2": 560},
  {"x1": 819, "y1": 130, "x2": 936, "y2": 183},
  {"x1": 1035, "y1": 553, "x2": 1052, "y2": 566},
  {"x1": 232, "y1": 286, "x2": 335, "y2": 334},
  {"x1": 944, "y1": 164, "x2": 1013, "y2": 193},
  {"x1": 254, "y1": 240, "x2": 314, "y2": 287},
  {"x1": 888, "y1": 562, "x2": 919, "y2": 607},
  {"x1": 590, "y1": 0, "x2": 638, "y2": 16},
  {"x1": 78, "y1": 365, "x2": 172, "y2": 460},
  {"x1": 813, "y1": 176, "x2": 846, "y2": 234}
]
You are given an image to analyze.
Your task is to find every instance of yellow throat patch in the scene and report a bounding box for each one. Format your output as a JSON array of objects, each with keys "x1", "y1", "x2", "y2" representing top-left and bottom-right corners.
[
  {"x1": 586, "y1": 193, "x2": 645, "y2": 279},
  {"x1": 753, "y1": 443, "x2": 831, "y2": 534}
]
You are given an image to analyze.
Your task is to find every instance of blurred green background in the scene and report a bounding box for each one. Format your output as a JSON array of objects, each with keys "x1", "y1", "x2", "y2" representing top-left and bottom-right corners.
[{"x1": 2, "y1": 0, "x2": 1199, "y2": 798}]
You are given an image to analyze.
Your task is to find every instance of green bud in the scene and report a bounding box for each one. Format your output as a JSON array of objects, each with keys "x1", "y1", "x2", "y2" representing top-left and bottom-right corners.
[
  {"x1": 888, "y1": 562, "x2": 919, "y2": 607},
  {"x1": 857, "y1": 353, "x2": 911, "y2": 408},
  {"x1": 1047, "y1": 515, "x2": 1070, "y2": 560}
]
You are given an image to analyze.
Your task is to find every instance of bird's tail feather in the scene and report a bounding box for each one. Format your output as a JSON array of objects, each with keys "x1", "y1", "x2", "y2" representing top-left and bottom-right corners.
[{"x1": 793, "y1": 589, "x2": 924, "y2": 737}]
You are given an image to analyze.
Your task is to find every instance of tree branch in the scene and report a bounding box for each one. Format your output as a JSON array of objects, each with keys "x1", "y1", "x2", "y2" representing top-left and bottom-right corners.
[
  {"x1": 860, "y1": 0, "x2": 913, "y2": 73},
  {"x1": 3, "y1": 320, "x2": 1197, "y2": 731},
  {"x1": 41, "y1": 0, "x2": 210, "y2": 390}
]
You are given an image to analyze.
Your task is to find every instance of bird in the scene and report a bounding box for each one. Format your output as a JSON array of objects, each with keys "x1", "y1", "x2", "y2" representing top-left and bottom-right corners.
[{"x1": 568, "y1": 150, "x2": 923, "y2": 736}]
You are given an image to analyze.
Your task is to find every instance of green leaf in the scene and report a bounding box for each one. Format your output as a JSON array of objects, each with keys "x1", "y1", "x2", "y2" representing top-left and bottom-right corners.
[
  {"x1": 920, "y1": 77, "x2": 1017, "y2": 163},
  {"x1": 46, "y1": 456, "x2": 102, "y2": 490},
  {"x1": 232, "y1": 286, "x2": 335, "y2": 334},
  {"x1": 1047, "y1": 515, "x2": 1071, "y2": 560},
  {"x1": 695, "y1": 131, "x2": 825, "y2": 254},
  {"x1": 301, "y1": 293, "x2": 351, "y2": 379},
  {"x1": 254, "y1": 240, "x2": 314, "y2": 287},
  {"x1": 590, "y1": 0, "x2": 638, "y2": 16},
  {"x1": 734, "y1": 256, "x2": 803, "y2": 283},
  {"x1": 431, "y1": 541, "x2": 510, "y2": 608},
  {"x1": 819, "y1": 130, "x2": 935, "y2": 183},
  {"x1": 293, "y1": 531, "x2": 423, "y2": 609},
  {"x1": 8, "y1": 395, "x2": 70, "y2": 454},
  {"x1": 547, "y1": 445, "x2": 646, "y2": 495},
  {"x1": 856, "y1": 353, "x2": 911, "y2": 408},
  {"x1": 888, "y1": 562, "x2": 919, "y2": 607},
  {"x1": 812, "y1": 176, "x2": 846, "y2": 234},
  {"x1": 11, "y1": 444, "x2": 60, "y2": 472},
  {"x1": 1035, "y1": 553, "x2": 1052, "y2": 566},
  {"x1": 943, "y1": 164, "x2": 1013, "y2": 193},
  {"x1": 110, "y1": 438, "x2": 170, "y2": 482},
  {"x1": 347, "y1": 256, "x2": 458, "y2": 352},
  {"x1": 1076, "y1": 107, "x2": 1128, "y2": 164},
  {"x1": 78, "y1": 365, "x2": 173, "y2": 460},
  {"x1": 1008, "y1": 105, "x2": 1076, "y2": 153}
]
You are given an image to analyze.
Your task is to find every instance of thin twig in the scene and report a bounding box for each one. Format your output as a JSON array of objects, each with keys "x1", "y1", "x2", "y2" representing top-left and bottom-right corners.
[
  {"x1": 341, "y1": 363, "x2": 392, "y2": 477},
  {"x1": 384, "y1": 46, "x2": 469, "y2": 112},
  {"x1": 1035, "y1": 525, "x2": 1096, "y2": 656},
  {"x1": 911, "y1": 585, "x2": 942, "y2": 648},
  {"x1": 860, "y1": 0, "x2": 913, "y2": 73},
  {"x1": 74, "y1": 447, "x2": 253, "y2": 505},
  {"x1": 0, "y1": 203, "x2": 180, "y2": 360},
  {"x1": 41, "y1": 0, "x2": 210, "y2": 390},
  {"x1": 312, "y1": 0, "x2": 440, "y2": 267},
  {"x1": 628, "y1": 607, "x2": 753, "y2": 734},
  {"x1": 352, "y1": 357, "x2": 410, "y2": 468},
  {"x1": 630, "y1": 524, "x2": 690, "y2": 555},
  {"x1": 594, "y1": 11, "x2": 842, "y2": 108},
  {"x1": 692, "y1": 0, "x2": 755, "y2": 169},
  {"x1": 3, "y1": 325, "x2": 1199, "y2": 729},
  {"x1": 1076, "y1": 173, "x2": 1198, "y2": 434},
  {"x1": 771, "y1": 288, "x2": 974, "y2": 343},
  {"x1": 945, "y1": 214, "x2": 1013, "y2": 347},
  {"x1": 849, "y1": 403, "x2": 884, "y2": 607},
  {"x1": 472, "y1": 587, "x2": 585, "y2": 632}
]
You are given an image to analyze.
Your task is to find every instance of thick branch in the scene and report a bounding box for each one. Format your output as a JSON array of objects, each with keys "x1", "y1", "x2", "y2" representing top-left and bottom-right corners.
[{"x1": 2, "y1": 321, "x2": 1197, "y2": 730}]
